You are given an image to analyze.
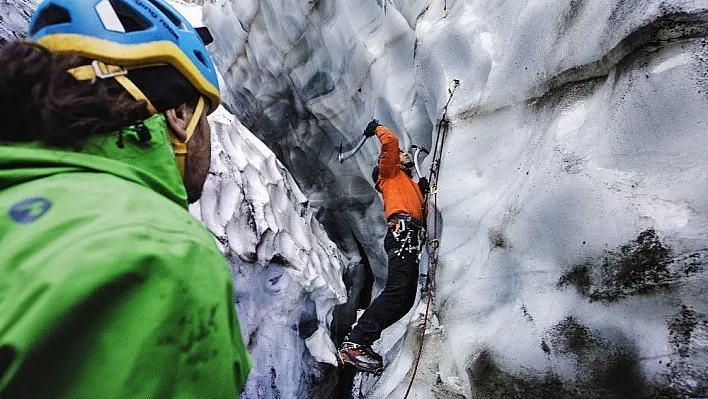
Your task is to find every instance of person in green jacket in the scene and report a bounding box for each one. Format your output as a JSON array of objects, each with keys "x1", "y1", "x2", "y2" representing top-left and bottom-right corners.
[{"x1": 0, "y1": 0, "x2": 250, "y2": 397}]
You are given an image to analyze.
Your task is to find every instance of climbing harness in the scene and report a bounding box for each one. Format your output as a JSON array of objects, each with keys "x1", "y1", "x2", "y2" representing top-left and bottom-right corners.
[
  {"x1": 402, "y1": 79, "x2": 460, "y2": 399},
  {"x1": 388, "y1": 215, "x2": 425, "y2": 259}
]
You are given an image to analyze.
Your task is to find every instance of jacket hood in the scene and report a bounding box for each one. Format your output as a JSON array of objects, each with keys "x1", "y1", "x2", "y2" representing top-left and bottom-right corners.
[{"x1": 0, "y1": 114, "x2": 188, "y2": 208}]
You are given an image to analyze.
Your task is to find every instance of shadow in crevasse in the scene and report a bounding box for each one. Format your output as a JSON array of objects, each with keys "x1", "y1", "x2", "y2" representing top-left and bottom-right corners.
[{"x1": 330, "y1": 235, "x2": 375, "y2": 399}]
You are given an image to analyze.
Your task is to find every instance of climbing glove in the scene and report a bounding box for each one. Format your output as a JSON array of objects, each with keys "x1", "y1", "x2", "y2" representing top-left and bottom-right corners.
[
  {"x1": 363, "y1": 119, "x2": 379, "y2": 138},
  {"x1": 418, "y1": 177, "x2": 430, "y2": 195}
]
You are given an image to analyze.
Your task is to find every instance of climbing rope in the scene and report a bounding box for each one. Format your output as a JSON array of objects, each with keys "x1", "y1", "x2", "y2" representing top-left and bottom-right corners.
[{"x1": 402, "y1": 79, "x2": 460, "y2": 398}]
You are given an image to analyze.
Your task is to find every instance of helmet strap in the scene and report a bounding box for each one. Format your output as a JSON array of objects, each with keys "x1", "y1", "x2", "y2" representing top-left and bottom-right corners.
[
  {"x1": 67, "y1": 60, "x2": 158, "y2": 114},
  {"x1": 69, "y1": 61, "x2": 206, "y2": 179},
  {"x1": 170, "y1": 95, "x2": 206, "y2": 179},
  {"x1": 185, "y1": 95, "x2": 205, "y2": 141},
  {"x1": 113, "y1": 74, "x2": 158, "y2": 115}
]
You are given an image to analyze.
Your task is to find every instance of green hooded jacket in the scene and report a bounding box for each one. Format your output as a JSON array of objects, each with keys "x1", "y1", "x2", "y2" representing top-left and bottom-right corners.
[{"x1": 0, "y1": 115, "x2": 251, "y2": 398}]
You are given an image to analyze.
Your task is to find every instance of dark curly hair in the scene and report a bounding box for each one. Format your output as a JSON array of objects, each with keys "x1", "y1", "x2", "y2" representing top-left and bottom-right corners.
[{"x1": 0, "y1": 41, "x2": 151, "y2": 148}]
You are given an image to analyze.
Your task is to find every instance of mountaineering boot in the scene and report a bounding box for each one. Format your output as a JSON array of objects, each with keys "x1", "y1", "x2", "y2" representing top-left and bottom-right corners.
[{"x1": 338, "y1": 341, "x2": 384, "y2": 374}]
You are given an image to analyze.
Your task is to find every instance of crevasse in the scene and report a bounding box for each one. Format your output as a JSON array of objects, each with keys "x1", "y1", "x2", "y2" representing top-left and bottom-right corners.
[
  {"x1": 4, "y1": 0, "x2": 708, "y2": 397},
  {"x1": 201, "y1": 0, "x2": 708, "y2": 397}
]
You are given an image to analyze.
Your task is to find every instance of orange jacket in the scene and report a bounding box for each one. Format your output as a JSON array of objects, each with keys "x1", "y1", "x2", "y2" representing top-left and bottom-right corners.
[{"x1": 375, "y1": 126, "x2": 425, "y2": 221}]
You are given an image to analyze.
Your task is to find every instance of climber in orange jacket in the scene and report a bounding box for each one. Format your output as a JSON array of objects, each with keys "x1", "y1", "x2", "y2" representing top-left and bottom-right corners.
[{"x1": 338, "y1": 120, "x2": 428, "y2": 374}]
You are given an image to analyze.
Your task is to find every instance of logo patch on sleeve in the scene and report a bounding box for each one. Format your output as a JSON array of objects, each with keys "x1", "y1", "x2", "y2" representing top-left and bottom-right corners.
[{"x1": 8, "y1": 198, "x2": 53, "y2": 224}]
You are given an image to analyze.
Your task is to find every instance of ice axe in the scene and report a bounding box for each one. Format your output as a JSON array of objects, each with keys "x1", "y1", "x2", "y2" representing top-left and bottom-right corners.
[
  {"x1": 338, "y1": 134, "x2": 370, "y2": 163},
  {"x1": 411, "y1": 145, "x2": 429, "y2": 179}
]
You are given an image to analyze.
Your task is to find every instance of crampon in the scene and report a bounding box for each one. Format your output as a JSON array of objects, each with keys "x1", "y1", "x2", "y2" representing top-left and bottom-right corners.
[{"x1": 337, "y1": 341, "x2": 385, "y2": 375}]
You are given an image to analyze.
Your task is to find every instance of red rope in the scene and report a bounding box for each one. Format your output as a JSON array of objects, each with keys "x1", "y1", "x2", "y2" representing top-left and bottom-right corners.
[
  {"x1": 403, "y1": 160, "x2": 442, "y2": 397},
  {"x1": 402, "y1": 275, "x2": 435, "y2": 398},
  {"x1": 402, "y1": 83, "x2": 455, "y2": 397},
  {"x1": 402, "y1": 173, "x2": 441, "y2": 398}
]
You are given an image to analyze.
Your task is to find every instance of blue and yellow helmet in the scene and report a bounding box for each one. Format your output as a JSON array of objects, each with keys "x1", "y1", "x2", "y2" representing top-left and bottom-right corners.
[{"x1": 28, "y1": 0, "x2": 220, "y2": 114}]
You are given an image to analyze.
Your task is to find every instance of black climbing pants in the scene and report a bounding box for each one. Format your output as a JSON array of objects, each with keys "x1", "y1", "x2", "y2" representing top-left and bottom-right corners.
[{"x1": 349, "y1": 218, "x2": 421, "y2": 346}]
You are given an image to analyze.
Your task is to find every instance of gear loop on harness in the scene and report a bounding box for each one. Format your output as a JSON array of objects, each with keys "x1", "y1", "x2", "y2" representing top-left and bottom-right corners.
[{"x1": 388, "y1": 215, "x2": 425, "y2": 258}]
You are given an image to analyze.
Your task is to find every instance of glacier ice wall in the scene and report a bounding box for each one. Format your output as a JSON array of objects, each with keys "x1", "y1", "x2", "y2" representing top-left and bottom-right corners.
[
  {"x1": 194, "y1": 108, "x2": 347, "y2": 398},
  {"x1": 205, "y1": 0, "x2": 708, "y2": 397},
  {"x1": 0, "y1": 0, "x2": 35, "y2": 42},
  {"x1": 203, "y1": 0, "x2": 422, "y2": 283}
]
